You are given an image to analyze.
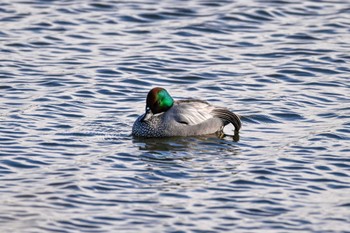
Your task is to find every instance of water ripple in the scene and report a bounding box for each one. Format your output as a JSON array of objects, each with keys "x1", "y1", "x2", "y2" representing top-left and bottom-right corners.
[{"x1": 1, "y1": 0, "x2": 350, "y2": 232}]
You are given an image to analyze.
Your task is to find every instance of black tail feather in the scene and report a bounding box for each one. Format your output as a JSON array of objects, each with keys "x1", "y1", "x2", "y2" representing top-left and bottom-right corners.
[{"x1": 213, "y1": 108, "x2": 241, "y2": 132}]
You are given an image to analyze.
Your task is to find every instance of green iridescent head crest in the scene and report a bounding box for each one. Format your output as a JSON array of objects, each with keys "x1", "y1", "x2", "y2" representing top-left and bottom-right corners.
[{"x1": 146, "y1": 87, "x2": 174, "y2": 114}]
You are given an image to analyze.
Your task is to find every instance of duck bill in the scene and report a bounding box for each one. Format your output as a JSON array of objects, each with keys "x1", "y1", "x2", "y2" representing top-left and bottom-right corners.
[{"x1": 141, "y1": 109, "x2": 153, "y2": 122}]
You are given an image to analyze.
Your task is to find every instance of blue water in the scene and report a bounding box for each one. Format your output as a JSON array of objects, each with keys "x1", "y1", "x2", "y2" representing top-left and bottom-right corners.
[{"x1": 1, "y1": 0, "x2": 350, "y2": 232}]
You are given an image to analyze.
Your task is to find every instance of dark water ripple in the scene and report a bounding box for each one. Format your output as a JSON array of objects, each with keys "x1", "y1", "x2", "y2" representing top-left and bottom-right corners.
[{"x1": 1, "y1": 0, "x2": 350, "y2": 232}]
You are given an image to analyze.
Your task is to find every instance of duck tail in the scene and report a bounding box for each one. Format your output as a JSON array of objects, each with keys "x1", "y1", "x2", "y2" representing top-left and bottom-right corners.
[{"x1": 213, "y1": 108, "x2": 241, "y2": 132}]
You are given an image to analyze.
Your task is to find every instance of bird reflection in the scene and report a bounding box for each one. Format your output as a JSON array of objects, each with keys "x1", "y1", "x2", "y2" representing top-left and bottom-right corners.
[{"x1": 133, "y1": 132, "x2": 239, "y2": 152}]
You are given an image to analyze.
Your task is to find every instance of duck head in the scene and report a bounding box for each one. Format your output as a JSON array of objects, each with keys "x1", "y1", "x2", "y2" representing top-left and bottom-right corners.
[{"x1": 141, "y1": 87, "x2": 174, "y2": 122}]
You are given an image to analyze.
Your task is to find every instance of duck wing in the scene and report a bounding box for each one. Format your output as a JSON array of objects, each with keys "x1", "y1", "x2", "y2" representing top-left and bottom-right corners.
[
  {"x1": 212, "y1": 108, "x2": 241, "y2": 131},
  {"x1": 170, "y1": 100, "x2": 241, "y2": 131},
  {"x1": 171, "y1": 100, "x2": 214, "y2": 125}
]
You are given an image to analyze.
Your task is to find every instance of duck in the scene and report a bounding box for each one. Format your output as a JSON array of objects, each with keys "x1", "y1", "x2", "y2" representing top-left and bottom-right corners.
[{"x1": 132, "y1": 87, "x2": 241, "y2": 138}]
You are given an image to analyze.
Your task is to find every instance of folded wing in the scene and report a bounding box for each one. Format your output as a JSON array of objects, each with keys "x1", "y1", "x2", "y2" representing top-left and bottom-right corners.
[
  {"x1": 172, "y1": 100, "x2": 214, "y2": 125},
  {"x1": 171, "y1": 100, "x2": 241, "y2": 132}
]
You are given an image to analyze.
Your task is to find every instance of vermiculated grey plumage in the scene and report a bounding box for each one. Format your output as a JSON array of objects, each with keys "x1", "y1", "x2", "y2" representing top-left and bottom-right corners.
[{"x1": 132, "y1": 98, "x2": 241, "y2": 137}]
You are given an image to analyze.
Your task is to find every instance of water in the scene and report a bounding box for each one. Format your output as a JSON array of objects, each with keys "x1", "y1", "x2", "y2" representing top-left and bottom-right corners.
[{"x1": 1, "y1": 0, "x2": 350, "y2": 232}]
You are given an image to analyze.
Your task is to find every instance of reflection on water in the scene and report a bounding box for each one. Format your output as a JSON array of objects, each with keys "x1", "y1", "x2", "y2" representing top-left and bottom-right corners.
[
  {"x1": 1, "y1": 0, "x2": 350, "y2": 232},
  {"x1": 134, "y1": 134, "x2": 240, "y2": 161}
]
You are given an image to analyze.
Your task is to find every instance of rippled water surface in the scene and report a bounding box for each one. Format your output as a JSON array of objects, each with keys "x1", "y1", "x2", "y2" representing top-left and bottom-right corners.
[{"x1": 1, "y1": 0, "x2": 350, "y2": 232}]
